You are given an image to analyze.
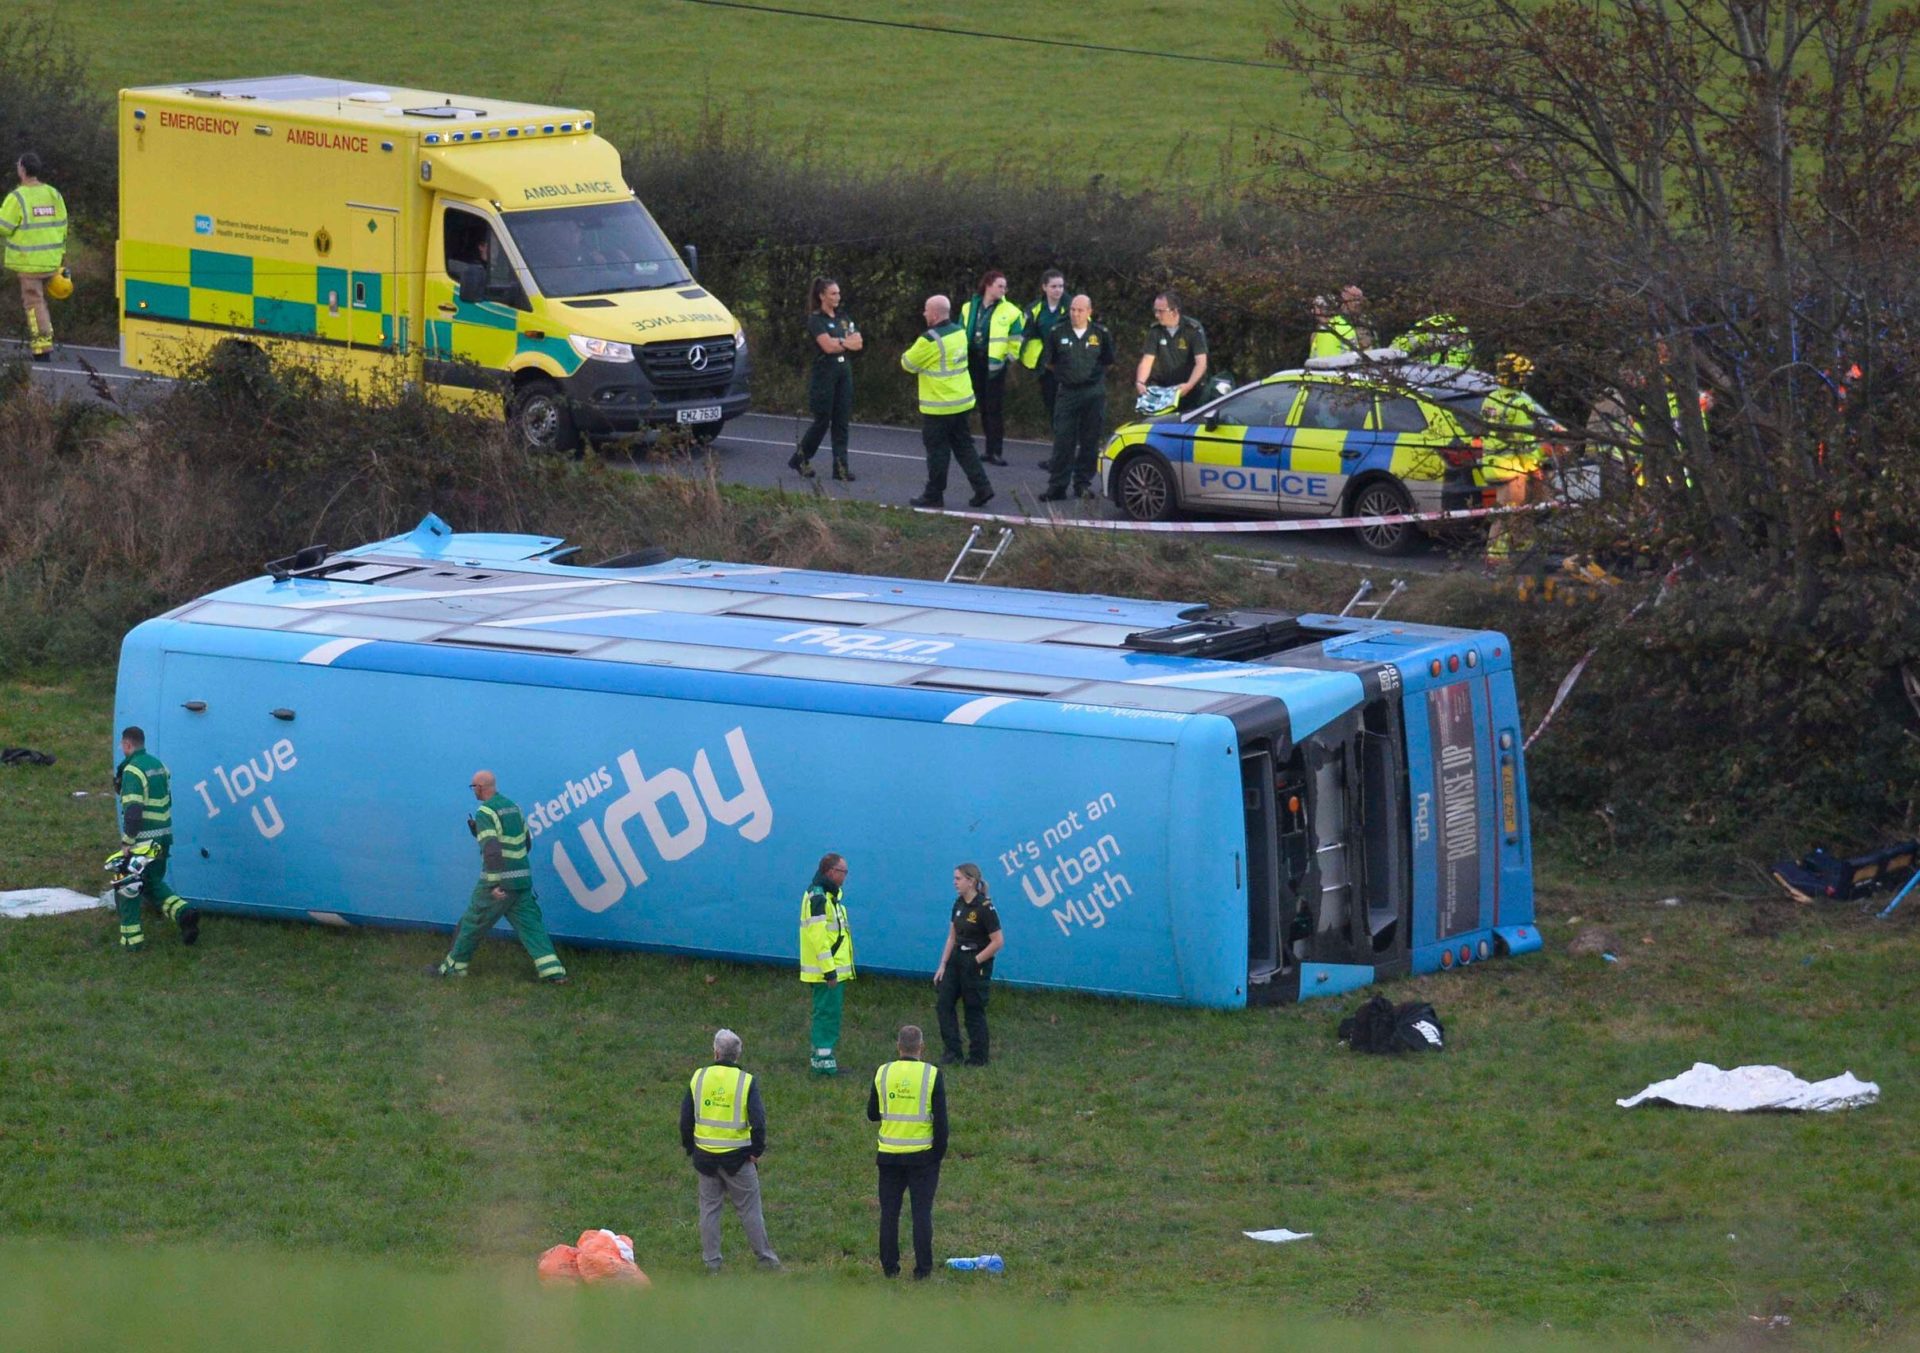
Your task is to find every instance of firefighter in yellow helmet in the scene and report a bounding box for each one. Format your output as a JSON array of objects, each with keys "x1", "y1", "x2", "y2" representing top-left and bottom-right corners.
[
  {"x1": 1484, "y1": 353, "x2": 1542, "y2": 565},
  {"x1": 0, "y1": 153, "x2": 69, "y2": 361}
]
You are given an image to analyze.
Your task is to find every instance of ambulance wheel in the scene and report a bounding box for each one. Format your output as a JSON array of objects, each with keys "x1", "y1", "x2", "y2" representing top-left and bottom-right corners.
[
  {"x1": 1350, "y1": 478, "x2": 1421, "y2": 556},
  {"x1": 512, "y1": 379, "x2": 580, "y2": 454},
  {"x1": 1114, "y1": 453, "x2": 1177, "y2": 522}
]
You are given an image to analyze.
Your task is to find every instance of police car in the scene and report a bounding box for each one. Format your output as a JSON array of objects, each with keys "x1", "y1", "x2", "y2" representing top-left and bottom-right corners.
[{"x1": 1100, "y1": 352, "x2": 1562, "y2": 554}]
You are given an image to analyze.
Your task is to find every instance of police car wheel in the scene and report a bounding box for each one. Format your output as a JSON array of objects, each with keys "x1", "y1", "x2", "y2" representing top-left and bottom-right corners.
[
  {"x1": 1350, "y1": 479, "x2": 1421, "y2": 556},
  {"x1": 511, "y1": 379, "x2": 581, "y2": 454},
  {"x1": 1115, "y1": 455, "x2": 1176, "y2": 522}
]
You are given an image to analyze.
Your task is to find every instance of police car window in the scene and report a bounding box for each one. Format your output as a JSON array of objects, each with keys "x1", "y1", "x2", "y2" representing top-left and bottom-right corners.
[
  {"x1": 1376, "y1": 395, "x2": 1429, "y2": 433},
  {"x1": 1294, "y1": 384, "x2": 1373, "y2": 432},
  {"x1": 1211, "y1": 383, "x2": 1301, "y2": 427},
  {"x1": 504, "y1": 200, "x2": 692, "y2": 299}
]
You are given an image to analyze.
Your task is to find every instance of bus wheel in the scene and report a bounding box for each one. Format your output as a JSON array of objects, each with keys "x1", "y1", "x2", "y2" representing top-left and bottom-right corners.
[
  {"x1": 1115, "y1": 454, "x2": 1177, "y2": 522},
  {"x1": 511, "y1": 379, "x2": 580, "y2": 454},
  {"x1": 1350, "y1": 479, "x2": 1421, "y2": 556}
]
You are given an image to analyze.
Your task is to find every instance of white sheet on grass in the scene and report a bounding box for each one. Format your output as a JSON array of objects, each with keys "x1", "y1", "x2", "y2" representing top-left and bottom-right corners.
[
  {"x1": 1618, "y1": 1062, "x2": 1879, "y2": 1112},
  {"x1": 0, "y1": 888, "x2": 107, "y2": 918},
  {"x1": 1244, "y1": 1229, "x2": 1314, "y2": 1244}
]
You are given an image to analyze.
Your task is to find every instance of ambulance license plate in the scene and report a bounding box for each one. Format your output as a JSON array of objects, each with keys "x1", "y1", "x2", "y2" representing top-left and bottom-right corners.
[{"x1": 676, "y1": 406, "x2": 722, "y2": 425}]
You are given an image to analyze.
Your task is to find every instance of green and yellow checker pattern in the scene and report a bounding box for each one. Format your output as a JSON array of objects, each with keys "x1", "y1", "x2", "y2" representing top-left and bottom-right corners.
[{"x1": 122, "y1": 242, "x2": 395, "y2": 349}]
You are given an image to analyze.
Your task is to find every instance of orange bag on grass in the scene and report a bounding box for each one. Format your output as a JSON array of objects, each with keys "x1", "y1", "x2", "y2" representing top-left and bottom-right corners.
[
  {"x1": 574, "y1": 1228, "x2": 650, "y2": 1287},
  {"x1": 537, "y1": 1244, "x2": 581, "y2": 1284}
]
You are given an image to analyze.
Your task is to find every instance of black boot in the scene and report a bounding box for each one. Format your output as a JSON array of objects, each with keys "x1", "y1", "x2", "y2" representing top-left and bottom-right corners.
[
  {"x1": 787, "y1": 450, "x2": 816, "y2": 478},
  {"x1": 178, "y1": 908, "x2": 200, "y2": 946},
  {"x1": 832, "y1": 461, "x2": 856, "y2": 482}
]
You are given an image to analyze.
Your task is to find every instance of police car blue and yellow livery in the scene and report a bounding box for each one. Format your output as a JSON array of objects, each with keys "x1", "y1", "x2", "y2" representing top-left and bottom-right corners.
[
  {"x1": 118, "y1": 75, "x2": 749, "y2": 454},
  {"x1": 1101, "y1": 356, "x2": 1563, "y2": 555}
]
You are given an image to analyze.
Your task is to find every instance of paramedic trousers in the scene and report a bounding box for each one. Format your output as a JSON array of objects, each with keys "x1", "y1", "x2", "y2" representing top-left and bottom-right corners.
[
  {"x1": 968, "y1": 352, "x2": 1007, "y2": 463},
  {"x1": 1045, "y1": 383, "x2": 1106, "y2": 495},
  {"x1": 809, "y1": 980, "x2": 844, "y2": 1074},
  {"x1": 877, "y1": 1153, "x2": 940, "y2": 1278},
  {"x1": 115, "y1": 849, "x2": 189, "y2": 949},
  {"x1": 696, "y1": 1161, "x2": 779, "y2": 1269},
  {"x1": 797, "y1": 362, "x2": 853, "y2": 471},
  {"x1": 445, "y1": 882, "x2": 567, "y2": 979}
]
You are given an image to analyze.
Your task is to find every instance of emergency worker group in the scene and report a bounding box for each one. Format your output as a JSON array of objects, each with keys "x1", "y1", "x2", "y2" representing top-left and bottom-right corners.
[{"x1": 105, "y1": 736, "x2": 1002, "y2": 1281}]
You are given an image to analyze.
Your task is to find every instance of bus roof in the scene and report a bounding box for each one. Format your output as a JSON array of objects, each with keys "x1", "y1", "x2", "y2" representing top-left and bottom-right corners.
[{"x1": 141, "y1": 519, "x2": 1501, "y2": 740}]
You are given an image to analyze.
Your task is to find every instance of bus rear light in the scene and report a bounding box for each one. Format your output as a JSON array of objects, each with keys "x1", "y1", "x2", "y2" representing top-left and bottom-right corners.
[
  {"x1": 1478, "y1": 940, "x2": 1491, "y2": 959},
  {"x1": 1459, "y1": 944, "x2": 1472, "y2": 964},
  {"x1": 1447, "y1": 655, "x2": 1460, "y2": 672},
  {"x1": 1441, "y1": 949, "x2": 1453, "y2": 968},
  {"x1": 1429, "y1": 660, "x2": 1442, "y2": 677}
]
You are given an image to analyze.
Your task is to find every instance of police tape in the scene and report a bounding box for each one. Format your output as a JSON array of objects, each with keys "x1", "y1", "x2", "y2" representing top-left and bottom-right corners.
[{"x1": 917, "y1": 500, "x2": 1561, "y2": 533}]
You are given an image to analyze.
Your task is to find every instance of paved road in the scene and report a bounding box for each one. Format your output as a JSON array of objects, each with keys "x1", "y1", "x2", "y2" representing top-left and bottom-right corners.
[{"x1": 16, "y1": 340, "x2": 1449, "y2": 574}]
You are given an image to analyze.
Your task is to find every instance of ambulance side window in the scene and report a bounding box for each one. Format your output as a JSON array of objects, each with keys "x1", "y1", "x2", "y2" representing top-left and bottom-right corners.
[{"x1": 443, "y1": 209, "x2": 528, "y2": 311}]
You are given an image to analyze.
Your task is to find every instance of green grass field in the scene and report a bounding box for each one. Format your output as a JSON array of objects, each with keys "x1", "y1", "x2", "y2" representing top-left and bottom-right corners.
[
  {"x1": 22, "y1": 0, "x2": 1300, "y2": 186},
  {"x1": 2, "y1": 673, "x2": 1915, "y2": 1345}
]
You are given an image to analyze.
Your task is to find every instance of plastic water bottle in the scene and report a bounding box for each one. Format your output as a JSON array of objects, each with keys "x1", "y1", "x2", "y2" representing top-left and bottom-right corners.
[{"x1": 945, "y1": 1254, "x2": 1004, "y2": 1273}]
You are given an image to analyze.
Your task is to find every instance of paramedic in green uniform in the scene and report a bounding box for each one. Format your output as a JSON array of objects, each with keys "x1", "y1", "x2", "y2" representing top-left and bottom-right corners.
[
  {"x1": 431, "y1": 769, "x2": 568, "y2": 983},
  {"x1": 788, "y1": 277, "x2": 864, "y2": 481},
  {"x1": 112, "y1": 726, "x2": 199, "y2": 950},
  {"x1": 1038, "y1": 293, "x2": 1114, "y2": 501},
  {"x1": 798, "y1": 852, "x2": 855, "y2": 1074}
]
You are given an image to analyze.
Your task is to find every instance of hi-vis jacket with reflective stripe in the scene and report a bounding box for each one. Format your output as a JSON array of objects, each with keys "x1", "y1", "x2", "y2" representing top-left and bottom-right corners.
[
  {"x1": 116, "y1": 750, "x2": 173, "y2": 847},
  {"x1": 799, "y1": 884, "x2": 856, "y2": 983},
  {"x1": 0, "y1": 182, "x2": 68, "y2": 274},
  {"x1": 474, "y1": 793, "x2": 532, "y2": 887},
  {"x1": 1309, "y1": 314, "x2": 1362, "y2": 360},
  {"x1": 900, "y1": 322, "x2": 976, "y2": 416},
  {"x1": 1019, "y1": 297, "x2": 1068, "y2": 370},
  {"x1": 689, "y1": 1064, "x2": 755, "y2": 1153},
  {"x1": 958, "y1": 296, "x2": 1024, "y2": 375},
  {"x1": 874, "y1": 1059, "x2": 938, "y2": 1153}
]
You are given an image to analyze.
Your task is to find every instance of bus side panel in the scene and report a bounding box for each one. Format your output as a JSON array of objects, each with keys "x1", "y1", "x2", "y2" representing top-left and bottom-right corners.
[
  {"x1": 153, "y1": 653, "x2": 1201, "y2": 1002},
  {"x1": 1484, "y1": 671, "x2": 1536, "y2": 927},
  {"x1": 1165, "y1": 717, "x2": 1250, "y2": 1008}
]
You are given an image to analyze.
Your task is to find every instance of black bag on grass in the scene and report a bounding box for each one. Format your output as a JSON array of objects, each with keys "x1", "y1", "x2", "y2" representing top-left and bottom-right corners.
[{"x1": 1338, "y1": 996, "x2": 1444, "y2": 1054}]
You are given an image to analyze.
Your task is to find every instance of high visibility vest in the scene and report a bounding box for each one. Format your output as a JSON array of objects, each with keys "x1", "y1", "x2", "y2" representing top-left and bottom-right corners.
[
  {"x1": 900, "y1": 322, "x2": 976, "y2": 415},
  {"x1": 0, "y1": 183, "x2": 68, "y2": 274},
  {"x1": 1393, "y1": 314, "x2": 1472, "y2": 367},
  {"x1": 1019, "y1": 298, "x2": 1068, "y2": 370},
  {"x1": 475, "y1": 795, "x2": 532, "y2": 886},
  {"x1": 958, "y1": 296, "x2": 1024, "y2": 374},
  {"x1": 799, "y1": 885, "x2": 856, "y2": 983},
  {"x1": 689, "y1": 1064, "x2": 754, "y2": 1153},
  {"x1": 1308, "y1": 315, "x2": 1361, "y2": 360},
  {"x1": 874, "y1": 1060, "x2": 938, "y2": 1154},
  {"x1": 1482, "y1": 386, "x2": 1541, "y2": 477},
  {"x1": 116, "y1": 751, "x2": 173, "y2": 847}
]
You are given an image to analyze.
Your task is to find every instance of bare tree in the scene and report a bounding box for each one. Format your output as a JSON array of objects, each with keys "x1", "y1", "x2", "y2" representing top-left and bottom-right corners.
[{"x1": 1272, "y1": 0, "x2": 1920, "y2": 614}]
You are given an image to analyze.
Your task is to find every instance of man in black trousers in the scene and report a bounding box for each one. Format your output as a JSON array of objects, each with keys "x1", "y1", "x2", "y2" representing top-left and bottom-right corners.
[{"x1": 867, "y1": 1023, "x2": 949, "y2": 1279}]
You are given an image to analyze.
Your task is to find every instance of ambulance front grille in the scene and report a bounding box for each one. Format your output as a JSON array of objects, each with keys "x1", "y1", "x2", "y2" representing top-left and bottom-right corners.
[{"x1": 641, "y1": 337, "x2": 737, "y2": 390}]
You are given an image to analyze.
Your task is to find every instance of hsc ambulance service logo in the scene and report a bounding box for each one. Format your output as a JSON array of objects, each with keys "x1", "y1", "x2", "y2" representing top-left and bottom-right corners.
[{"x1": 193, "y1": 214, "x2": 213, "y2": 235}]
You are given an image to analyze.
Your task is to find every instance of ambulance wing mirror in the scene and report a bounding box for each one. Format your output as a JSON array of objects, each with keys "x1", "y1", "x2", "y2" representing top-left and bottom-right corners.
[
  {"x1": 683, "y1": 243, "x2": 699, "y2": 280},
  {"x1": 456, "y1": 263, "x2": 488, "y2": 305}
]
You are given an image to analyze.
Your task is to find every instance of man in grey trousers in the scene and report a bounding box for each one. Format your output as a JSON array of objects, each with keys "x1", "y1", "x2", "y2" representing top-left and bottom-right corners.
[{"x1": 680, "y1": 1028, "x2": 782, "y2": 1274}]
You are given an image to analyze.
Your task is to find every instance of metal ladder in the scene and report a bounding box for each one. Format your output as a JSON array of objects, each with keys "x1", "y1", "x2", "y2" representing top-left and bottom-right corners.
[
  {"x1": 1339, "y1": 577, "x2": 1406, "y2": 620},
  {"x1": 944, "y1": 526, "x2": 1014, "y2": 584}
]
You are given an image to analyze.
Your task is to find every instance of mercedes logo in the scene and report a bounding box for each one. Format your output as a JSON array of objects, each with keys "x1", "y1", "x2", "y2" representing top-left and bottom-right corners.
[{"x1": 687, "y1": 344, "x2": 709, "y2": 371}]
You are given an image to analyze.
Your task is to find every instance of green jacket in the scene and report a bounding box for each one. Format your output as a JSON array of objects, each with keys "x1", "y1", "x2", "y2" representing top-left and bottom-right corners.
[
  {"x1": 116, "y1": 749, "x2": 173, "y2": 847},
  {"x1": 474, "y1": 793, "x2": 532, "y2": 887}
]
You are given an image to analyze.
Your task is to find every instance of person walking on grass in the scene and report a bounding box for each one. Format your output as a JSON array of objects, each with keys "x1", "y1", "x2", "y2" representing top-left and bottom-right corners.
[
  {"x1": 110, "y1": 726, "x2": 200, "y2": 952},
  {"x1": 429, "y1": 769, "x2": 567, "y2": 983}
]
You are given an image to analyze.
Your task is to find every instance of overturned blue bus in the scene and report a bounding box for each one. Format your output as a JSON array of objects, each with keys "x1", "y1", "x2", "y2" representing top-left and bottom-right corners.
[{"x1": 112, "y1": 514, "x2": 1540, "y2": 1007}]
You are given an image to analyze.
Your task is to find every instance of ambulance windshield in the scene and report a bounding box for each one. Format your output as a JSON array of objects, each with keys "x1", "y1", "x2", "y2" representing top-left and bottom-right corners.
[{"x1": 503, "y1": 200, "x2": 691, "y2": 298}]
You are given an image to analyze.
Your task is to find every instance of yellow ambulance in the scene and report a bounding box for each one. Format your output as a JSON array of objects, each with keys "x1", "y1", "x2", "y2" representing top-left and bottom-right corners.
[{"x1": 117, "y1": 75, "x2": 749, "y2": 451}]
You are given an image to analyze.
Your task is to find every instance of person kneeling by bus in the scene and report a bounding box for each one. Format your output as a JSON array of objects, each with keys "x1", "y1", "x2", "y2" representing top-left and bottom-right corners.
[
  {"x1": 933, "y1": 863, "x2": 1003, "y2": 1066},
  {"x1": 431, "y1": 769, "x2": 568, "y2": 983}
]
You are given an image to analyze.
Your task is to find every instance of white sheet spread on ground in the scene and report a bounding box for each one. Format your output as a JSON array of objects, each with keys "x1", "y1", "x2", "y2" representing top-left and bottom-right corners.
[
  {"x1": 1244, "y1": 1229, "x2": 1314, "y2": 1244},
  {"x1": 0, "y1": 888, "x2": 107, "y2": 918},
  {"x1": 1617, "y1": 1062, "x2": 1879, "y2": 1112}
]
